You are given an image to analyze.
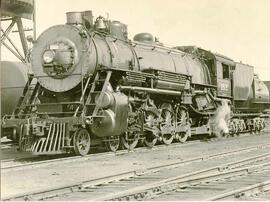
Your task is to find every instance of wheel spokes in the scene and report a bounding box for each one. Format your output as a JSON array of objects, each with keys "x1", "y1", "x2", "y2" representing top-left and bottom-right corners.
[
  {"x1": 160, "y1": 104, "x2": 174, "y2": 145},
  {"x1": 176, "y1": 107, "x2": 190, "y2": 143},
  {"x1": 105, "y1": 136, "x2": 120, "y2": 152},
  {"x1": 121, "y1": 132, "x2": 139, "y2": 150},
  {"x1": 74, "y1": 129, "x2": 91, "y2": 156},
  {"x1": 143, "y1": 110, "x2": 159, "y2": 148},
  {"x1": 121, "y1": 104, "x2": 140, "y2": 150}
]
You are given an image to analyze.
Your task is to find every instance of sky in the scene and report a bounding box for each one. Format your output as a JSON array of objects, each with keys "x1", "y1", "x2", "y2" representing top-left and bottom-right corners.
[{"x1": 2, "y1": 0, "x2": 270, "y2": 80}]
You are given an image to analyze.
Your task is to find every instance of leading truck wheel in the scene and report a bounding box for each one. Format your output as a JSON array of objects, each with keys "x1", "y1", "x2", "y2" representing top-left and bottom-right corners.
[
  {"x1": 74, "y1": 129, "x2": 91, "y2": 156},
  {"x1": 105, "y1": 136, "x2": 120, "y2": 152},
  {"x1": 121, "y1": 132, "x2": 139, "y2": 150}
]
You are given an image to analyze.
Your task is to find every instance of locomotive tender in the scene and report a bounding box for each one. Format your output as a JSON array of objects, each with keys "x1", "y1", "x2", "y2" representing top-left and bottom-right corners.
[{"x1": 2, "y1": 11, "x2": 269, "y2": 155}]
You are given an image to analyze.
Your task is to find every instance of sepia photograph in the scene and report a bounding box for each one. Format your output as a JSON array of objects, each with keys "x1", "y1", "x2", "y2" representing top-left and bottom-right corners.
[{"x1": 1, "y1": 0, "x2": 270, "y2": 200}]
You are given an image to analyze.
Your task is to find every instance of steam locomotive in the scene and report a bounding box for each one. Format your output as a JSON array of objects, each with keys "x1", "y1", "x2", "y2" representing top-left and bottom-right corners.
[{"x1": 2, "y1": 11, "x2": 269, "y2": 155}]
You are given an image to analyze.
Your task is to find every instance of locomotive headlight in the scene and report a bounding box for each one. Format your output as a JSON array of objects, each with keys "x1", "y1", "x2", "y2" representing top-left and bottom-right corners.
[{"x1": 43, "y1": 50, "x2": 55, "y2": 63}]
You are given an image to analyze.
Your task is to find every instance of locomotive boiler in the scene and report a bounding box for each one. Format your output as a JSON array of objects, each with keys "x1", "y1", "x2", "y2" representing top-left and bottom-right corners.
[{"x1": 2, "y1": 10, "x2": 269, "y2": 155}]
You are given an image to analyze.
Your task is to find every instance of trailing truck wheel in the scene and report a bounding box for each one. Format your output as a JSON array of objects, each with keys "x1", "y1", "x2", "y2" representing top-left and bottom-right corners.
[
  {"x1": 229, "y1": 121, "x2": 237, "y2": 137},
  {"x1": 105, "y1": 136, "x2": 120, "y2": 152},
  {"x1": 74, "y1": 129, "x2": 91, "y2": 156}
]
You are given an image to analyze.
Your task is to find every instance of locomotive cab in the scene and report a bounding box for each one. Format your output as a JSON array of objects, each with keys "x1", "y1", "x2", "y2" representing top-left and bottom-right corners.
[
  {"x1": 176, "y1": 46, "x2": 234, "y2": 99},
  {"x1": 214, "y1": 54, "x2": 234, "y2": 99}
]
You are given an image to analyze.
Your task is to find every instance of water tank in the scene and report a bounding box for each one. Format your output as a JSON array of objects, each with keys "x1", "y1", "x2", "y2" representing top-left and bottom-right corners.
[
  {"x1": 1, "y1": 61, "x2": 29, "y2": 116},
  {"x1": 1, "y1": 0, "x2": 34, "y2": 19}
]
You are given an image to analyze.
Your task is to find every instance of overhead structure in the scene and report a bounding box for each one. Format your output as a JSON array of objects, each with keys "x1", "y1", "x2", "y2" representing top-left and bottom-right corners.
[
  {"x1": 1, "y1": 0, "x2": 35, "y2": 119},
  {"x1": 1, "y1": 0, "x2": 36, "y2": 63},
  {"x1": 1, "y1": 0, "x2": 34, "y2": 19}
]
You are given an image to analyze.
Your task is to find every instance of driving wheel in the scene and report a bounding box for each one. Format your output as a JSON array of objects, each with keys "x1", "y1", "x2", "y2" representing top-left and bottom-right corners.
[
  {"x1": 176, "y1": 107, "x2": 190, "y2": 143},
  {"x1": 160, "y1": 103, "x2": 174, "y2": 145},
  {"x1": 143, "y1": 110, "x2": 159, "y2": 148}
]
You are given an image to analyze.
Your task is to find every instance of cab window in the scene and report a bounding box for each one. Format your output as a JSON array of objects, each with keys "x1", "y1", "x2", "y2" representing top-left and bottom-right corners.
[{"x1": 222, "y1": 63, "x2": 230, "y2": 79}]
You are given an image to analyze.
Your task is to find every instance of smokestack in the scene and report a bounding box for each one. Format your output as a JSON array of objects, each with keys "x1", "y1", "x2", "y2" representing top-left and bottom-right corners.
[
  {"x1": 82, "y1": 10, "x2": 93, "y2": 29},
  {"x1": 66, "y1": 12, "x2": 83, "y2": 25},
  {"x1": 66, "y1": 10, "x2": 93, "y2": 29}
]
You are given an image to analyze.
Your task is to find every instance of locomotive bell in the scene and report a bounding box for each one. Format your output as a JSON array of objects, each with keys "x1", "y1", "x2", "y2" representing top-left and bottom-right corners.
[{"x1": 95, "y1": 16, "x2": 107, "y2": 30}]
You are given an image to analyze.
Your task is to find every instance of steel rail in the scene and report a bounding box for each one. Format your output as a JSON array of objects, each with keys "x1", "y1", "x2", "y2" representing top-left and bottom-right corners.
[
  {"x1": 0, "y1": 140, "x2": 201, "y2": 171},
  {"x1": 205, "y1": 180, "x2": 270, "y2": 201},
  {"x1": 92, "y1": 157, "x2": 270, "y2": 201},
  {"x1": 3, "y1": 143, "x2": 270, "y2": 201}
]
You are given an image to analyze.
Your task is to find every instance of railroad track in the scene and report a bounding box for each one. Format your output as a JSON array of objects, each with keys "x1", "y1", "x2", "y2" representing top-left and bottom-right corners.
[
  {"x1": 246, "y1": 184, "x2": 270, "y2": 200},
  {"x1": 153, "y1": 164, "x2": 270, "y2": 201},
  {"x1": 204, "y1": 178, "x2": 270, "y2": 201},
  {"x1": 1, "y1": 139, "x2": 201, "y2": 172},
  {"x1": 2, "y1": 131, "x2": 267, "y2": 171},
  {"x1": 56, "y1": 151, "x2": 270, "y2": 201},
  {"x1": 3, "y1": 142, "x2": 270, "y2": 201},
  {"x1": 92, "y1": 159, "x2": 270, "y2": 201}
]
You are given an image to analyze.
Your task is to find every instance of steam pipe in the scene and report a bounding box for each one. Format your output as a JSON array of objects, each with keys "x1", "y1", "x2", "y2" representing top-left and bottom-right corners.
[
  {"x1": 191, "y1": 90, "x2": 225, "y2": 116},
  {"x1": 194, "y1": 89, "x2": 229, "y2": 104},
  {"x1": 207, "y1": 91, "x2": 223, "y2": 103},
  {"x1": 189, "y1": 104, "x2": 214, "y2": 116},
  {"x1": 119, "y1": 86, "x2": 182, "y2": 96},
  {"x1": 207, "y1": 90, "x2": 231, "y2": 104}
]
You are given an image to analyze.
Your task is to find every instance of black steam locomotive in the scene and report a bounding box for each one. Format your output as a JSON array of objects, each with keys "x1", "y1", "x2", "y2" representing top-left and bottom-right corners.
[{"x1": 2, "y1": 11, "x2": 269, "y2": 155}]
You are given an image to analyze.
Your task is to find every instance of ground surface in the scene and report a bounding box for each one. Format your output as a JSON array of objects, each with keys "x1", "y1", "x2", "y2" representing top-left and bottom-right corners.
[{"x1": 1, "y1": 132, "x2": 270, "y2": 199}]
